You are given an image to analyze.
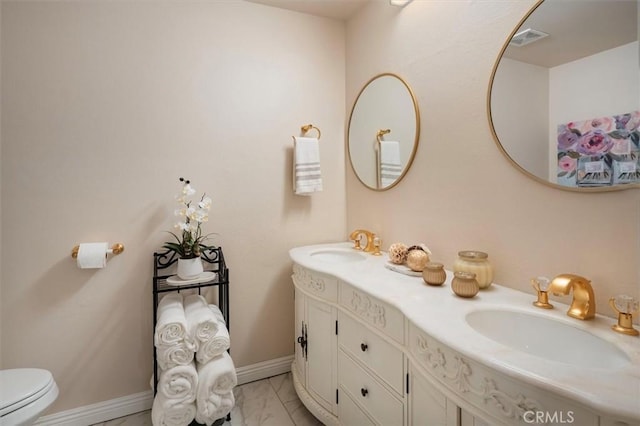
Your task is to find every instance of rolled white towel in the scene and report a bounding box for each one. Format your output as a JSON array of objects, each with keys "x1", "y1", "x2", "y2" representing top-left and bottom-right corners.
[
  {"x1": 196, "y1": 305, "x2": 230, "y2": 364},
  {"x1": 151, "y1": 393, "x2": 196, "y2": 426},
  {"x1": 156, "y1": 342, "x2": 195, "y2": 371},
  {"x1": 208, "y1": 304, "x2": 226, "y2": 325},
  {"x1": 156, "y1": 362, "x2": 198, "y2": 403},
  {"x1": 196, "y1": 351, "x2": 237, "y2": 398},
  {"x1": 154, "y1": 293, "x2": 194, "y2": 348},
  {"x1": 184, "y1": 294, "x2": 221, "y2": 350},
  {"x1": 195, "y1": 391, "x2": 234, "y2": 426}
]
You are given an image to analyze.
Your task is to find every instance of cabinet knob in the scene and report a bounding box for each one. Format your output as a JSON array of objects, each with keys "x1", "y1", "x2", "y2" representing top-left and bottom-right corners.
[
  {"x1": 360, "y1": 343, "x2": 368, "y2": 352},
  {"x1": 360, "y1": 387, "x2": 368, "y2": 397}
]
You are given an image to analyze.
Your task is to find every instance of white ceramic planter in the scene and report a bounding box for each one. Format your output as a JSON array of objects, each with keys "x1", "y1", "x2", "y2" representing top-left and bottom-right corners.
[{"x1": 177, "y1": 257, "x2": 204, "y2": 280}]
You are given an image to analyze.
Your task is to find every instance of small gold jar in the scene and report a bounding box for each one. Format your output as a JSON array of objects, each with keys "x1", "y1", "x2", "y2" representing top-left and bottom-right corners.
[
  {"x1": 451, "y1": 271, "x2": 479, "y2": 298},
  {"x1": 453, "y1": 251, "x2": 493, "y2": 289},
  {"x1": 422, "y1": 262, "x2": 446, "y2": 286}
]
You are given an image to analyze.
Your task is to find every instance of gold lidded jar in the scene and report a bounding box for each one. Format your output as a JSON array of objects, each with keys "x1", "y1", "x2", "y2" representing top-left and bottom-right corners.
[
  {"x1": 422, "y1": 262, "x2": 446, "y2": 286},
  {"x1": 451, "y1": 271, "x2": 479, "y2": 298},
  {"x1": 453, "y1": 251, "x2": 493, "y2": 289}
]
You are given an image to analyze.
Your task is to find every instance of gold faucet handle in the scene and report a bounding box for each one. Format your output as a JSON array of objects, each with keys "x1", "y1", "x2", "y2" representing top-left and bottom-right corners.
[
  {"x1": 609, "y1": 295, "x2": 639, "y2": 336},
  {"x1": 531, "y1": 276, "x2": 553, "y2": 309},
  {"x1": 372, "y1": 236, "x2": 382, "y2": 256}
]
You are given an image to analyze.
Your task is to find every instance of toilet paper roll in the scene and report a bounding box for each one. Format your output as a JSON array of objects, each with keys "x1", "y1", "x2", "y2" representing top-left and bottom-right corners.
[{"x1": 77, "y1": 242, "x2": 108, "y2": 269}]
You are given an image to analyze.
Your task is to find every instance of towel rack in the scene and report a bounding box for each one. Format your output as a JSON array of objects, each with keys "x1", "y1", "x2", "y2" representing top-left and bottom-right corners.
[
  {"x1": 298, "y1": 124, "x2": 321, "y2": 140},
  {"x1": 376, "y1": 129, "x2": 391, "y2": 143}
]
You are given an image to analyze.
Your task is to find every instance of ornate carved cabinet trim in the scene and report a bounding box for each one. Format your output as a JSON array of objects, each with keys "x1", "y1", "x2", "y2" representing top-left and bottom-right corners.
[
  {"x1": 293, "y1": 264, "x2": 338, "y2": 302},
  {"x1": 339, "y1": 282, "x2": 404, "y2": 344}
]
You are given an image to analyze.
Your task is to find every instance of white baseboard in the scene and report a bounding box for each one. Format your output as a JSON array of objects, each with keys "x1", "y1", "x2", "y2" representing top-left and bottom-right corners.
[
  {"x1": 33, "y1": 391, "x2": 153, "y2": 426},
  {"x1": 236, "y1": 354, "x2": 293, "y2": 385},
  {"x1": 34, "y1": 355, "x2": 293, "y2": 426}
]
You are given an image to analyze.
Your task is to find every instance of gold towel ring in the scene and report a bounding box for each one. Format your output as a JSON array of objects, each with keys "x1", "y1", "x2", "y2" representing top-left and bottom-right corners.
[
  {"x1": 301, "y1": 124, "x2": 321, "y2": 140},
  {"x1": 376, "y1": 129, "x2": 391, "y2": 143}
]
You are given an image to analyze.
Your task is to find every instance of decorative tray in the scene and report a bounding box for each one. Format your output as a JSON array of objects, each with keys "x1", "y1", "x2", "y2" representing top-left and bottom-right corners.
[{"x1": 166, "y1": 271, "x2": 217, "y2": 286}]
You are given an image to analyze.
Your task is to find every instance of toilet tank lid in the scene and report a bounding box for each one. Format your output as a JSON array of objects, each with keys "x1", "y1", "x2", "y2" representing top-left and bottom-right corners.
[{"x1": 0, "y1": 368, "x2": 55, "y2": 412}]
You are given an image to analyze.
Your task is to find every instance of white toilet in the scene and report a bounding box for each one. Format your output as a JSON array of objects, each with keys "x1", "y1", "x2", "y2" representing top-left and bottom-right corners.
[{"x1": 0, "y1": 369, "x2": 59, "y2": 426}]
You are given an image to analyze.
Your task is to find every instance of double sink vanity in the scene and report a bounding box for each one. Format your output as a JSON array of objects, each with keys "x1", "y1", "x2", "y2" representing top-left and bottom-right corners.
[{"x1": 290, "y1": 242, "x2": 640, "y2": 426}]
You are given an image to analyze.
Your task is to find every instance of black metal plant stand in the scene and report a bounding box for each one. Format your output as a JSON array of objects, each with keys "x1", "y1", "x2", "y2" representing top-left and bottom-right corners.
[{"x1": 152, "y1": 247, "x2": 230, "y2": 425}]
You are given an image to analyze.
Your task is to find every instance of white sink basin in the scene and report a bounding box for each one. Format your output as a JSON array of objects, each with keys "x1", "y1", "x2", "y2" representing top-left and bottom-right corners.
[
  {"x1": 309, "y1": 248, "x2": 367, "y2": 263},
  {"x1": 466, "y1": 309, "x2": 630, "y2": 369}
]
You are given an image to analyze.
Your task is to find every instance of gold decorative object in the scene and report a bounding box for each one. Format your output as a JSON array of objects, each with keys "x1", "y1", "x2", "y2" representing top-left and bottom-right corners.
[
  {"x1": 609, "y1": 295, "x2": 639, "y2": 336},
  {"x1": 453, "y1": 251, "x2": 494, "y2": 289},
  {"x1": 548, "y1": 274, "x2": 595, "y2": 320},
  {"x1": 349, "y1": 229, "x2": 377, "y2": 253},
  {"x1": 71, "y1": 243, "x2": 124, "y2": 259},
  {"x1": 531, "y1": 276, "x2": 553, "y2": 309},
  {"x1": 452, "y1": 271, "x2": 479, "y2": 298},
  {"x1": 423, "y1": 262, "x2": 446, "y2": 286},
  {"x1": 388, "y1": 243, "x2": 408, "y2": 264},
  {"x1": 406, "y1": 246, "x2": 429, "y2": 272}
]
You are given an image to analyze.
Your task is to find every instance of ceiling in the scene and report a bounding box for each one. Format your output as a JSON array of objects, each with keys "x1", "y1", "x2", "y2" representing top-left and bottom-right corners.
[
  {"x1": 245, "y1": 0, "x2": 371, "y2": 21},
  {"x1": 504, "y1": 0, "x2": 638, "y2": 68},
  {"x1": 244, "y1": 0, "x2": 638, "y2": 67}
]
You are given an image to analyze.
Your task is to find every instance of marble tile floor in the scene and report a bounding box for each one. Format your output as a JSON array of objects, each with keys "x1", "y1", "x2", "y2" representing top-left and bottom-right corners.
[{"x1": 92, "y1": 372, "x2": 323, "y2": 426}]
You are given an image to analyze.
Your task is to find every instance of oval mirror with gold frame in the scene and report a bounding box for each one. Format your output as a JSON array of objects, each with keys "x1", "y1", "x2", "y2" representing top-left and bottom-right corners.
[
  {"x1": 348, "y1": 73, "x2": 420, "y2": 190},
  {"x1": 488, "y1": 0, "x2": 639, "y2": 192}
]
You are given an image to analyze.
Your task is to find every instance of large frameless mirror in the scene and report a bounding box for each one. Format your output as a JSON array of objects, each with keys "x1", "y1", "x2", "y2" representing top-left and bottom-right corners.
[
  {"x1": 348, "y1": 73, "x2": 420, "y2": 191},
  {"x1": 488, "y1": 0, "x2": 640, "y2": 191}
]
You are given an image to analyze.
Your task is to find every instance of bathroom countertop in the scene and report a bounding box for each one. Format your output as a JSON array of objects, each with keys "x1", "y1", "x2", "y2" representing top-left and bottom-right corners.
[{"x1": 290, "y1": 242, "x2": 640, "y2": 422}]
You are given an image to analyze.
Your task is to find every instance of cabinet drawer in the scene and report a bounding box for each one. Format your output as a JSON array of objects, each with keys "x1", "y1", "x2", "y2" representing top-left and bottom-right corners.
[
  {"x1": 339, "y1": 281, "x2": 404, "y2": 344},
  {"x1": 338, "y1": 310, "x2": 404, "y2": 395},
  {"x1": 338, "y1": 390, "x2": 376, "y2": 426},
  {"x1": 293, "y1": 264, "x2": 338, "y2": 302},
  {"x1": 338, "y1": 350, "x2": 404, "y2": 426}
]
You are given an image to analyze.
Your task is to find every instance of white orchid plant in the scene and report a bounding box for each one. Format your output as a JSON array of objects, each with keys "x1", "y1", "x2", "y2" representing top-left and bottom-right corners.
[{"x1": 163, "y1": 177, "x2": 213, "y2": 259}]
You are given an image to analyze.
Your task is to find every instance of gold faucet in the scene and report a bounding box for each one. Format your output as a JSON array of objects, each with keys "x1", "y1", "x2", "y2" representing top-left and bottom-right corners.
[
  {"x1": 349, "y1": 229, "x2": 377, "y2": 253},
  {"x1": 548, "y1": 274, "x2": 596, "y2": 320}
]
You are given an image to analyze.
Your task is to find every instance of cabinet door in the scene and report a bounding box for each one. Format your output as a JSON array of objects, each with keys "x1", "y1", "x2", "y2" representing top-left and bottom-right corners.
[
  {"x1": 409, "y1": 365, "x2": 450, "y2": 426},
  {"x1": 460, "y1": 408, "x2": 489, "y2": 426},
  {"x1": 294, "y1": 289, "x2": 306, "y2": 387},
  {"x1": 306, "y1": 296, "x2": 338, "y2": 415}
]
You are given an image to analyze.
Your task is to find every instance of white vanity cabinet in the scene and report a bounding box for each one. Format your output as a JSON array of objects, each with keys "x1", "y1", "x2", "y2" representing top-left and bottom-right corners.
[{"x1": 290, "y1": 244, "x2": 640, "y2": 426}]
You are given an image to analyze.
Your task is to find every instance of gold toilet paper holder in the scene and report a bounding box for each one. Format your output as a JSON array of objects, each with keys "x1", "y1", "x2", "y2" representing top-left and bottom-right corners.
[{"x1": 71, "y1": 243, "x2": 125, "y2": 259}]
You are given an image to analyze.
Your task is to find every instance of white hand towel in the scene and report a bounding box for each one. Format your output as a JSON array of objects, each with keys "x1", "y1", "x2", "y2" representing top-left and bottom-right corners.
[
  {"x1": 195, "y1": 305, "x2": 231, "y2": 364},
  {"x1": 156, "y1": 342, "x2": 195, "y2": 371},
  {"x1": 195, "y1": 391, "x2": 235, "y2": 426},
  {"x1": 196, "y1": 351, "x2": 237, "y2": 396},
  {"x1": 151, "y1": 393, "x2": 196, "y2": 426},
  {"x1": 379, "y1": 140, "x2": 402, "y2": 188},
  {"x1": 154, "y1": 293, "x2": 193, "y2": 348},
  {"x1": 293, "y1": 136, "x2": 323, "y2": 195},
  {"x1": 156, "y1": 362, "x2": 198, "y2": 403},
  {"x1": 184, "y1": 294, "x2": 221, "y2": 351}
]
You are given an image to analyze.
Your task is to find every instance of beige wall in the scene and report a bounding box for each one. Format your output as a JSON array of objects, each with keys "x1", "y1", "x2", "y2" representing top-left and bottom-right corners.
[
  {"x1": 346, "y1": 1, "x2": 639, "y2": 313},
  {"x1": 1, "y1": 1, "x2": 346, "y2": 413}
]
